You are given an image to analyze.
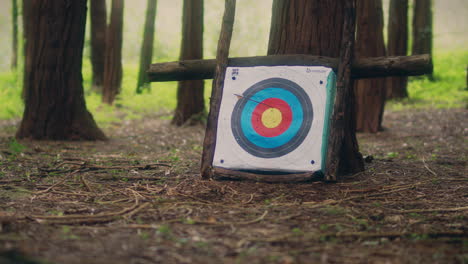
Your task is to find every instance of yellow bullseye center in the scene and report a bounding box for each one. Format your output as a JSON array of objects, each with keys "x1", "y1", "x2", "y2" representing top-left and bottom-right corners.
[{"x1": 261, "y1": 108, "x2": 282, "y2": 128}]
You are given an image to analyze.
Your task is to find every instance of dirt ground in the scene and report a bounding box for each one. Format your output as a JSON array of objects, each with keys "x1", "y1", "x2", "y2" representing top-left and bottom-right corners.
[{"x1": 0, "y1": 108, "x2": 466, "y2": 264}]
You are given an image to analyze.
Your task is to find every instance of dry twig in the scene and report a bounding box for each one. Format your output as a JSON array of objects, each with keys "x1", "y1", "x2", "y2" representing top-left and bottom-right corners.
[
  {"x1": 31, "y1": 202, "x2": 151, "y2": 225},
  {"x1": 34, "y1": 170, "x2": 80, "y2": 194},
  {"x1": 394, "y1": 206, "x2": 468, "y2": 214}
]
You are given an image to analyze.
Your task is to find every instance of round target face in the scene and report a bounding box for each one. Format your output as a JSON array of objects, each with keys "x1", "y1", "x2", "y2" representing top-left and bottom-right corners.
[{"x1": 231, "y1": 78, "x2": 313, "y2": 158}]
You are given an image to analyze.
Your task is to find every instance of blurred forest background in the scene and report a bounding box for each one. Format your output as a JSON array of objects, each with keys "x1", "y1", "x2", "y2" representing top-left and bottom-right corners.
[
  {"x1": 0, "y1": 0, "x2": 467, "y2": 125},
  {"x1": 0, "y1": 2, "x2": 466, "y2": 262}
]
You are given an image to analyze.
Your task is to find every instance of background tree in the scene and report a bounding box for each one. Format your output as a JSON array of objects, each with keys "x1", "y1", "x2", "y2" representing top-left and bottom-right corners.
[
  {"x1": 387, "y1": 0, "x2": 409, "y2": 99},
  {"x1": 102, "y1": 0, "x2": 124, "y2": 105},
  {"x1": 172, "y1": 0, "x2": 204, "y2": 126},
  {"x1": 136, "y1": 0, "x2": 158, "y2": 94},
  {"x1": 268, "y1": 0, "x2": 364, "y2": 175},
  {"x1": 412, "y1": 0, "x2": 433, "y2": 79},
  {"x1": 21, "y1": 0, "x2": 31, "y2": 100},
  {"x1": 354, "y1": 0, "x2": 387, "y2": 133},
  {"x1": 11, "y1": 0, "x2": 18, "y2": 70},
  {"x1": 17, "y1": 0, "x2": 106, "y2": 140},
  {"x1": 90, "y1": 0, "x2": 107, "y2": 91},
  {"x1": 22, "y1": 0, "x2": 30, "y2": 55}
]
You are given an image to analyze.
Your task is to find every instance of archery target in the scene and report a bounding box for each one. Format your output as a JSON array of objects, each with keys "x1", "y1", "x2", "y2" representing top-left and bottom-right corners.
[{"x1": 213, "y1": 66, "x2": 336, "y2": 173}]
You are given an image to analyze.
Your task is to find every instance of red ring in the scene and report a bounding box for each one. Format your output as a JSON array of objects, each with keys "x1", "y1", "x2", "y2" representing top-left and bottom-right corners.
[{"x1": 251, "y1": 98, "x2": 292, "y2": 137}]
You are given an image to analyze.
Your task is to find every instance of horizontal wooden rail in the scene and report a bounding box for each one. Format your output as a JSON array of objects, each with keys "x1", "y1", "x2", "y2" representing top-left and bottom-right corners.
[{"x1": 148, "y1": 54, "x2": 432, "y2": 82}]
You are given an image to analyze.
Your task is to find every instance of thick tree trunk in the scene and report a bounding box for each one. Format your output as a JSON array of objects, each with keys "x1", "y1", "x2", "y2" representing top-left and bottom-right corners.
[
  {"x1": 11, "y1": 0, "x2": 18, "y2": 70},
  {"x1": 90, "y1": 0, "x2": 107, "y2": 92},
  {"x1": 172, "y1": 0, "x2": 205, "y2": 126},
  {"x1": 412, "y1": 0, "x2": 433, "y2": 79},
  {"x1": 268, "y1": 0, "x2": 344, "y2": 56},
  {"x1": 354, "y1": 0, "x2": 387, "y2": 133},
  {"x1": 136, "y1": 0, "x2": 157, "y2": 94},
  {"x1": 387, "y1": 0, "x2": 408, "y2": 99},
  {"x1": 102, "y1": 0, "x2": 124, "y2": 105},
  {"x1": 268, "y1": 0, "x2": 364, "y2": 177},
  {"x1": 17, "y1": 0, "x2": 106, "y2": 140}
]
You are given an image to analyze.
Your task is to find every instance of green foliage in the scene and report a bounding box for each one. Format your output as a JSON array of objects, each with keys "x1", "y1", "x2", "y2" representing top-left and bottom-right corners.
[
  {"x1": 8, "y1": 137, "x2": 26, "y2": 155},
  {"x1": 388, "y1": 51, "x2": 468, "y2": 110},
  {"x1": 82, "y1": 61, "x2": 178, "y2": 127},
  {"x1": 0, "y1": 72, "x2": 23, "y2": 120},
  {"x1": 386, "y1": 152, "x2": 399, "y2": 159},
  {"x1": 291, "y1": 227, "x2": 303, "y2": 236}
]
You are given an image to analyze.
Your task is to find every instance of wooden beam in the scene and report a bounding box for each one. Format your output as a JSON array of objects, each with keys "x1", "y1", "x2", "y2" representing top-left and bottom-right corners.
[
  {"x1": 148, "y1": 54, "x2": 432, "y2": 82},
  {"x1": 211, "y1": 167, "x2": 318, "y2": 183},
  {"x1": 352, "y1": 54, "x2": 432, "y2": 78}
]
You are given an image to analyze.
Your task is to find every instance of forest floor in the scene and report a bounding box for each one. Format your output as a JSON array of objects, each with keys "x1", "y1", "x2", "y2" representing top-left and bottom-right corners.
[{"x1": 0, "y1": 108, "x2": 466, "y2": 264}]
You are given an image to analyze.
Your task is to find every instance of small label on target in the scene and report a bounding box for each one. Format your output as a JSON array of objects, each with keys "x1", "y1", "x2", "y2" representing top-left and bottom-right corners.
[{"x1": 231, "y1": 68, "x2": 239, "y2": 80}]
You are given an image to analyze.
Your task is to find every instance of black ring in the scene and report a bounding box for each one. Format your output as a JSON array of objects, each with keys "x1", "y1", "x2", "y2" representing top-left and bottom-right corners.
[{"x1": 231, "y1": 78, "x2": 313, "y2": 158}]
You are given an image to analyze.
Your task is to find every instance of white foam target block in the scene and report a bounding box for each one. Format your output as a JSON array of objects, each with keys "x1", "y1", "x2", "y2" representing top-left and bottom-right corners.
[{"x1": 213, "y1": 66, "x2": 336, "y2": 173}]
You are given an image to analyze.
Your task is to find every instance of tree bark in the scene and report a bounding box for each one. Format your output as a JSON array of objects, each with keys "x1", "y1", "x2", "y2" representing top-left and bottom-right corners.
[
  {"x1": 90, "y1": 0, "x2": 107, "y2": 92},
  {"x1": 17, "y1": 0, "x2": 106, "y2": 140},
  {"x1": 267, "y1": 0, "x2": 364, "y2": 178},
  {"x1": 201, "y1": 0, "x2": 236, "y2": 179},
  {"x1": 136, "y1": 0, "x2": 157, "y2": 94},
  {"x1": 102, "y1": 0, "x2": 124, "y2": 105},
  {"x1": 147, "y1": 54, "x2": 433, "y2": 82},
  {"x1": 11, "y1": 0, "x2": 18, "y2": 70},
  {"x1": 21, "y1": 0, "x2": 31, "y2": 100},
  {"x1": 172, "y1": 0, "x2": 205, "y2": 126},
  {"x1": 268, "y1": 0, "x2": 344, "y2": 57},
  {"x1": 412, "y1": 0, "x2": 433, "y2": 79},
  {"x1": 325, "y1": 0, "x2": 363, "y2": 179},
  {"x1": 387, "y1": 0, "x2": 408, "y2": 99},
  {"x1": 354, "y1": 0, "x2": 387, "y2": 133}
]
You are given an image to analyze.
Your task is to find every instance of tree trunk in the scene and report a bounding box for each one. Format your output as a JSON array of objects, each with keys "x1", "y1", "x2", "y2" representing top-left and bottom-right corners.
[
  {"x1": 268, "y1": 0, "x2": 364, "y2": 177},
  {"x1": 17, "y1": 0, "x2": 106, "y2": 140},
  {"x1": 11, "y1": 0, "x2": 18, "y2": 70},
  {"x1": 21, "y1": 0, "x2": 31, "y2": 100},
  {"x1": 136, "y1": 0, "x2": 157, "y2": 94},
  {"x1": 387, "y1": 0, "x2": 408, "y2": 99},
  {"x1": 90, "y1": 0, "x2": 107, "y2": 92},
  {"x1": 102, "y1": 0, "x2": 124, "y2": 105},
  {"x1": 412, "y1": 0, "x2": 433, "y2": 79},
  {"x1": 172, "y1": 0, "x2": 205, "y2": 126},
  {"x1": 354, "y1": 0, "x2": 387, "y2": 133}
]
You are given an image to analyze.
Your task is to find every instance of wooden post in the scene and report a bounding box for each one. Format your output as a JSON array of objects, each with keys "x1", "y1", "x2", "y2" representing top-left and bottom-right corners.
[
  {"x1": 200, "y1": 0, "x2": 236, "y2": 179},
  {"x1": 325, "y1": 0, "x2": 364, "y2": 180}
]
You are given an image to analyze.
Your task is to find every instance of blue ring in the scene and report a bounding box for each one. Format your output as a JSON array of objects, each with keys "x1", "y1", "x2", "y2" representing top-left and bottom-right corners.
[
  {"x1": 231, "y1": 78, "x2": 313, "y2": 158},
  {"x1": 240, "y1": 88, "x2": 303, "y2": 148}
]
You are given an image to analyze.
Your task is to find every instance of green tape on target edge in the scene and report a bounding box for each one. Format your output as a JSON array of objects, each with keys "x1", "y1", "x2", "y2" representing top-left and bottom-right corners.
[{"x1": 320, "y1": 70, "x2": 337, "y2": 175}]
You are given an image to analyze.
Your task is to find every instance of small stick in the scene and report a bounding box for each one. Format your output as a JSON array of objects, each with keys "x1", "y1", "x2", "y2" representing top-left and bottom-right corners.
[
  {"x1": 395, "y1": 206, "x2": 468, "y2": 214},
  {"x1": 32, "y1": 203, "x2": 151, "y2": 225},
  {"x1": 80, "y1": 175, "x2": 93, "y2": 192},
  {"x1": 422, "y1": 158, "x2": 438, "y2": 177},
  {"x1": 173, "y1": 210, "x2": 268, "y2": 226},
  {"x1": 34, "y1": 170, "x2": 80, "y2": 194}
]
